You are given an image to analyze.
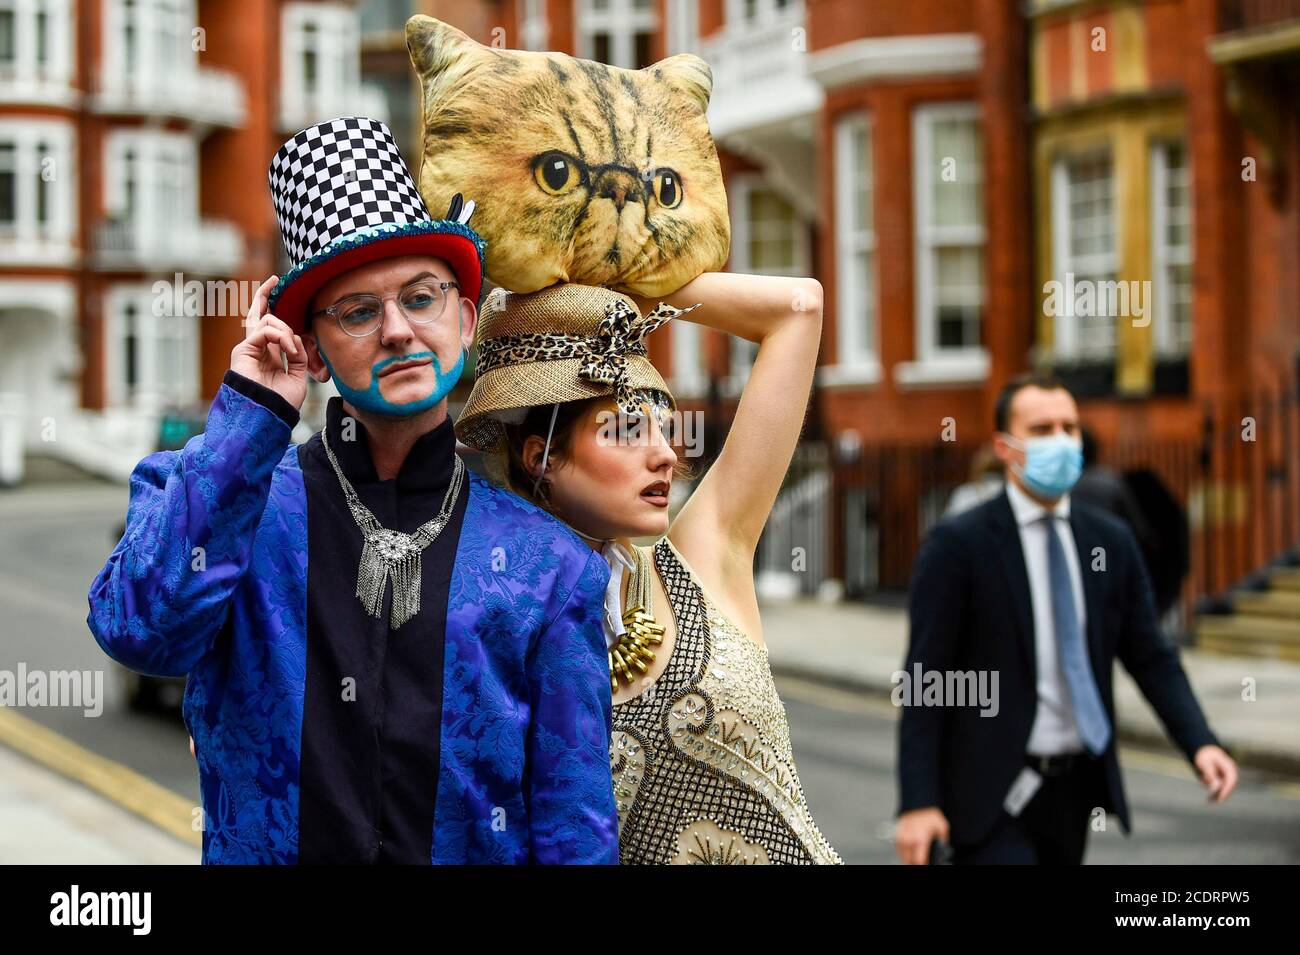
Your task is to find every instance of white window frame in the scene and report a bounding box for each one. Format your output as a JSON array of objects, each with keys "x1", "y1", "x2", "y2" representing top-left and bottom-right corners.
[
  {"x1": 725, "y1": 0, "x2": 797, "y2": 27},
  {"x1": 101, "y1": 0, "x2": 198, "y2": 97},
  {"x1": 105, "y1": 284, "x2": 200, "y2": 411},
  {"x1": 0, "y1": 117, "x2": 75, "y2": 264},
  {"x1": 281, "y1": 2, "x2": 359, "y2": 126},
  {"x1": 821, "y1": 109, "x2": 878, "y2": 386},
  {"x1": 900, "y1": 101, "x2": 988, "y2": 386},
  {"x1": 670, "y1": 319, "x2": 707, "y2": 399},
  {"x1": 0, "y1": 0, "x2": 74, "y2": 103},
  {"x1": 667, "y1": 0, "x2": 698, "y2": 54},
  {"x1": 519, "y1": 0, "x2": 549, "y2": 51},
  {"x1": 725, "y1": 173, "x2": 809, "y2": 394},
  {"x1": 1050, "y1": 148, "x2": 1119, "y2": 362},
  {"x1": 104, "y1": 128, "x2": 198, "y2": 232},
  {"x1": 359, "y1": 0, "x2": 412, "y2": 37},
  {"x1": 1150, "y1": 139, "x2": 1192, "y2": 358},
  {"x1": 575, "y1": 0, "x2": 657, "y2": 69},
  {"x1": 105, "y1": 286, "x2": 140, "y2": 409}
]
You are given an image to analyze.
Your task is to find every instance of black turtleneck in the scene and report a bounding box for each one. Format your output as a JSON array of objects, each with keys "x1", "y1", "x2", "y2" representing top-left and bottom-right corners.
[{"x1": 295, "y1": 395, "x2": 469, "y2": 864}]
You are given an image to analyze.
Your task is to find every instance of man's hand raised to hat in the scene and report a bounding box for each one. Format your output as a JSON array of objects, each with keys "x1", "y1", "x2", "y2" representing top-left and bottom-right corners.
[{"x1": 231, "y1": 275, "x2": 309, "y2": 410}]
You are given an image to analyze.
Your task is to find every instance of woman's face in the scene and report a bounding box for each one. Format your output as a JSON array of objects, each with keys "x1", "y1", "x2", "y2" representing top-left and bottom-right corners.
[{"x1": 529, "y1": 397, "x2": 678, "y2": 541}]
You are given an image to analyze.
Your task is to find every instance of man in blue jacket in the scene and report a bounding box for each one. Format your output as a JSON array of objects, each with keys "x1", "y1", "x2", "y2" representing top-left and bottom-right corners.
[{"x1": 87, "y1": 117, "x2": 617, "y2": 864}]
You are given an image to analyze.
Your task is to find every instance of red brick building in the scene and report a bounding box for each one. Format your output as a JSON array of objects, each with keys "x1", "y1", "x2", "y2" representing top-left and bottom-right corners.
[
  {"x1": 6, "y1": 1, "x2": 1298, "y2": 646},
  {"x1": 450, "y1": 2, "x2": 1300, "y2": 627},
  {"x1": 0, "y1": 0, "x2": 382, "y2": 481}
]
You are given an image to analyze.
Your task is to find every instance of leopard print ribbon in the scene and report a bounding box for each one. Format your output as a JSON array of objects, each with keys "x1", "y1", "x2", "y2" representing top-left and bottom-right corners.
[{"x1": 476, "y1": 299, "x2": 700, "y2": 414}]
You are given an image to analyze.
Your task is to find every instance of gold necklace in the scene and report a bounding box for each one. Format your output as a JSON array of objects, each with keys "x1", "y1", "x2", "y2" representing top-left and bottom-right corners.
[{"x1": 609, "y1": 545, "x2": 665, "y2": 692}]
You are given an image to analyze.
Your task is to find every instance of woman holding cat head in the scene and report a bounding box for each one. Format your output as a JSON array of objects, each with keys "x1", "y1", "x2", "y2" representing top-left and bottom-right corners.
[{"x1": 456, "y1": 272, "x2": 843, "y2": 865}]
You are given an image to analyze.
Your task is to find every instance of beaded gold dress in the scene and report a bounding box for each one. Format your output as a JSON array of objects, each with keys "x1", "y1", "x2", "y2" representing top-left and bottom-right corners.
[{"x1": 609, "y1": 538, "x2": 843, "y2": 864}]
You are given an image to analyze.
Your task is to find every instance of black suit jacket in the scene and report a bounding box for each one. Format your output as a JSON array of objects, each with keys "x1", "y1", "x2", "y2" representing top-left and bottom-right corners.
[{"x1": 897, "y1": 489, "x2": 1220, "y2": 846}]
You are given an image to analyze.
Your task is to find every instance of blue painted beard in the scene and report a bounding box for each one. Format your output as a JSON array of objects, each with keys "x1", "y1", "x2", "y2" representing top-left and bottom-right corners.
[{"x1": 316, "y1": 341, "x2": 465, "y2": 418}]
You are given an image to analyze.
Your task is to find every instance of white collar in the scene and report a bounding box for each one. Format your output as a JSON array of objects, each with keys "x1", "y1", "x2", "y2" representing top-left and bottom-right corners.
[
  {"x1": 1006, "y1": 479, "x2": 1071, "y2": 527},
  {"x1": 597, "y1": 541, "x2": 636, "y2": 650}
]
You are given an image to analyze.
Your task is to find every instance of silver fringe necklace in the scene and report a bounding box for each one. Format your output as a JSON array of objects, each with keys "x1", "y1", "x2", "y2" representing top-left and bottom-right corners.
[{"x1": 321, "y1": 429, "x2": 465, "y2": 629}]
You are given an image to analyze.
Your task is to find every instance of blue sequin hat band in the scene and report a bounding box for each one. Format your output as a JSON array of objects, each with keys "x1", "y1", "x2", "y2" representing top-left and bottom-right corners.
[{"x1": 266, "y1": 218, "x2": 486, "y2": 333}]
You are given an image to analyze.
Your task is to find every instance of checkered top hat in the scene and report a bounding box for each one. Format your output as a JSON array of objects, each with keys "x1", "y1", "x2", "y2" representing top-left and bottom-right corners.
[{"x1": 266, "y1": 116, "x2": 485, "y2": 333}]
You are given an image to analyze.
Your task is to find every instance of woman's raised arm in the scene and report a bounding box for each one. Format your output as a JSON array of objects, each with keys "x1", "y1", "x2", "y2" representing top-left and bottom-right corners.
[{"x1": 628, "y1": 271, "x2": 823, "y2": 567}]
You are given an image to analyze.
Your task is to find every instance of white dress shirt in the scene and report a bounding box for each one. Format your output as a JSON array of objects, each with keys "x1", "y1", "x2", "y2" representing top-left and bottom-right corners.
[{"x1": 1005, "y1": 480, "x2": 1088, "y2": 756}]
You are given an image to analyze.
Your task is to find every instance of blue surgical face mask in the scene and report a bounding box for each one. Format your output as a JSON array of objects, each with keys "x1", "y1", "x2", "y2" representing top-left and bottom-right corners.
[{"x1": 1005, "y1": 432, "x2": 1083, "y2": 499}]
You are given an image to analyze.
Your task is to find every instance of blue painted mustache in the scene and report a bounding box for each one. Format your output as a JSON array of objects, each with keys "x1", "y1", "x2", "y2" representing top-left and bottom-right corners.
[{"x1": 317, "y1": 345, "x2": 466, "y2": 418}]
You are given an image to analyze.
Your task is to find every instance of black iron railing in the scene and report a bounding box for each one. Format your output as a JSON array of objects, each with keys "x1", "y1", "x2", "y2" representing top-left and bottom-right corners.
[{"x1": 753, "y1": 386, "x2": 1300, "y2": 641}]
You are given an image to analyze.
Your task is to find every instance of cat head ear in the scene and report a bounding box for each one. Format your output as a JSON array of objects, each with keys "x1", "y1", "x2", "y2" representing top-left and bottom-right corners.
[
  {"x1": 646, "y1": 53, "x2": 713, "y2": 114},
  {"x1": 406, "y1": 15, "x2": 486, "y2": 84}
]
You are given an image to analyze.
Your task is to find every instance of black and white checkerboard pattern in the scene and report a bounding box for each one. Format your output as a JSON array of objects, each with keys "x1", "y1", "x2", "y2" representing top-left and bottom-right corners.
[{"x1": 268, "y1": 116, "x2": 431, "y2": 265}]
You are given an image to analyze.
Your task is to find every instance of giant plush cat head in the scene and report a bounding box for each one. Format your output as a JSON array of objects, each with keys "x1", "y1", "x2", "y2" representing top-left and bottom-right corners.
[{"x1": 406, "y1": 16, "x2": 730, "y2": 296}]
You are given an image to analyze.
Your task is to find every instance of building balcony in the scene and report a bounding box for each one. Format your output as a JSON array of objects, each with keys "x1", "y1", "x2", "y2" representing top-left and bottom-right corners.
[
  {"x1": 1219, "y1": 0, "x2": 1300, "y2": 34},
  {"x1": 93, "y1": 218, "x2": 244, "y2": 276},
  {"x1": 0, "y1": 233, "x2": 78, "y2": 268},
  {"x1": 808, "y1": 32, "x2": 982, "y2": 89},
  {"x1": 0, "y1": 71, "x2": 78, "y2": 108},
  {"x1": 93, "y1": 66, "x2": 247, "y2": 129},
  {"x1": 699, "y1": 3, "x2": 823, "y2": 139},
  {"x1": 278, "y1": 85, "x2": 389, "y2": 134},
  {"x1": 1210, "y1": 0, "x2": 1299, "y2": 201},
  {"x1": 1212, "y1": 0, "x2": 1300, "y2": 64}
]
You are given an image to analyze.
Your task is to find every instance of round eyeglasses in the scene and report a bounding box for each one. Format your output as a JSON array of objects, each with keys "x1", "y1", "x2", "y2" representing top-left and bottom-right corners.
[{"x1": 313, "y1": 280, "x2": 460, "y2": 338}]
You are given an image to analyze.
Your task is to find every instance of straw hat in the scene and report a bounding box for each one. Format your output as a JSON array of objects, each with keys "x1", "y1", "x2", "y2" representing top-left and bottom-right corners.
[{"x1": 456, "y1": 282, "x2": 699, "y2": 452}]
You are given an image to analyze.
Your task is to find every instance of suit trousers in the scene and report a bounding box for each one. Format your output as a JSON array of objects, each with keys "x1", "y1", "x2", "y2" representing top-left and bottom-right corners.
[{"x1": 953, "y1": 754, "x2": 1107, "y2": 864}]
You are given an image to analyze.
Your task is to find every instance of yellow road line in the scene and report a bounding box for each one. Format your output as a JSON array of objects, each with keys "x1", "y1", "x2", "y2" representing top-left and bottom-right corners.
[
  {"x1": 5, "y1": 669, "x2": 1292, "y2": 857},
  {"x1": 0, "y1": 707, "x2": 201, "y2": 848}
]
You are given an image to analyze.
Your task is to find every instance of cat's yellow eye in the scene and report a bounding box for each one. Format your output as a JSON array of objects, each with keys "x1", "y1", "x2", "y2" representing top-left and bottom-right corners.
[
  {"x1": 650, "y1": 168, "x2": 683, "y2": 209},
  {"x1": 532, "y1": 151, "x2": 584, "y2": 196}
]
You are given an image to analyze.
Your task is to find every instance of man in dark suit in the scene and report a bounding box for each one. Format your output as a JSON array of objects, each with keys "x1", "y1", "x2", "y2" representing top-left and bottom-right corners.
[{"x1": 895, "y1": 374, "x2": 1238, "y2": 864}]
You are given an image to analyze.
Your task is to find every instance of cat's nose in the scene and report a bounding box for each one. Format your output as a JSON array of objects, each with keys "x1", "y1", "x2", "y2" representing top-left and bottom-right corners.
[{"x1": 592, "y1": 169, "x2": 643, "y2": 212}]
